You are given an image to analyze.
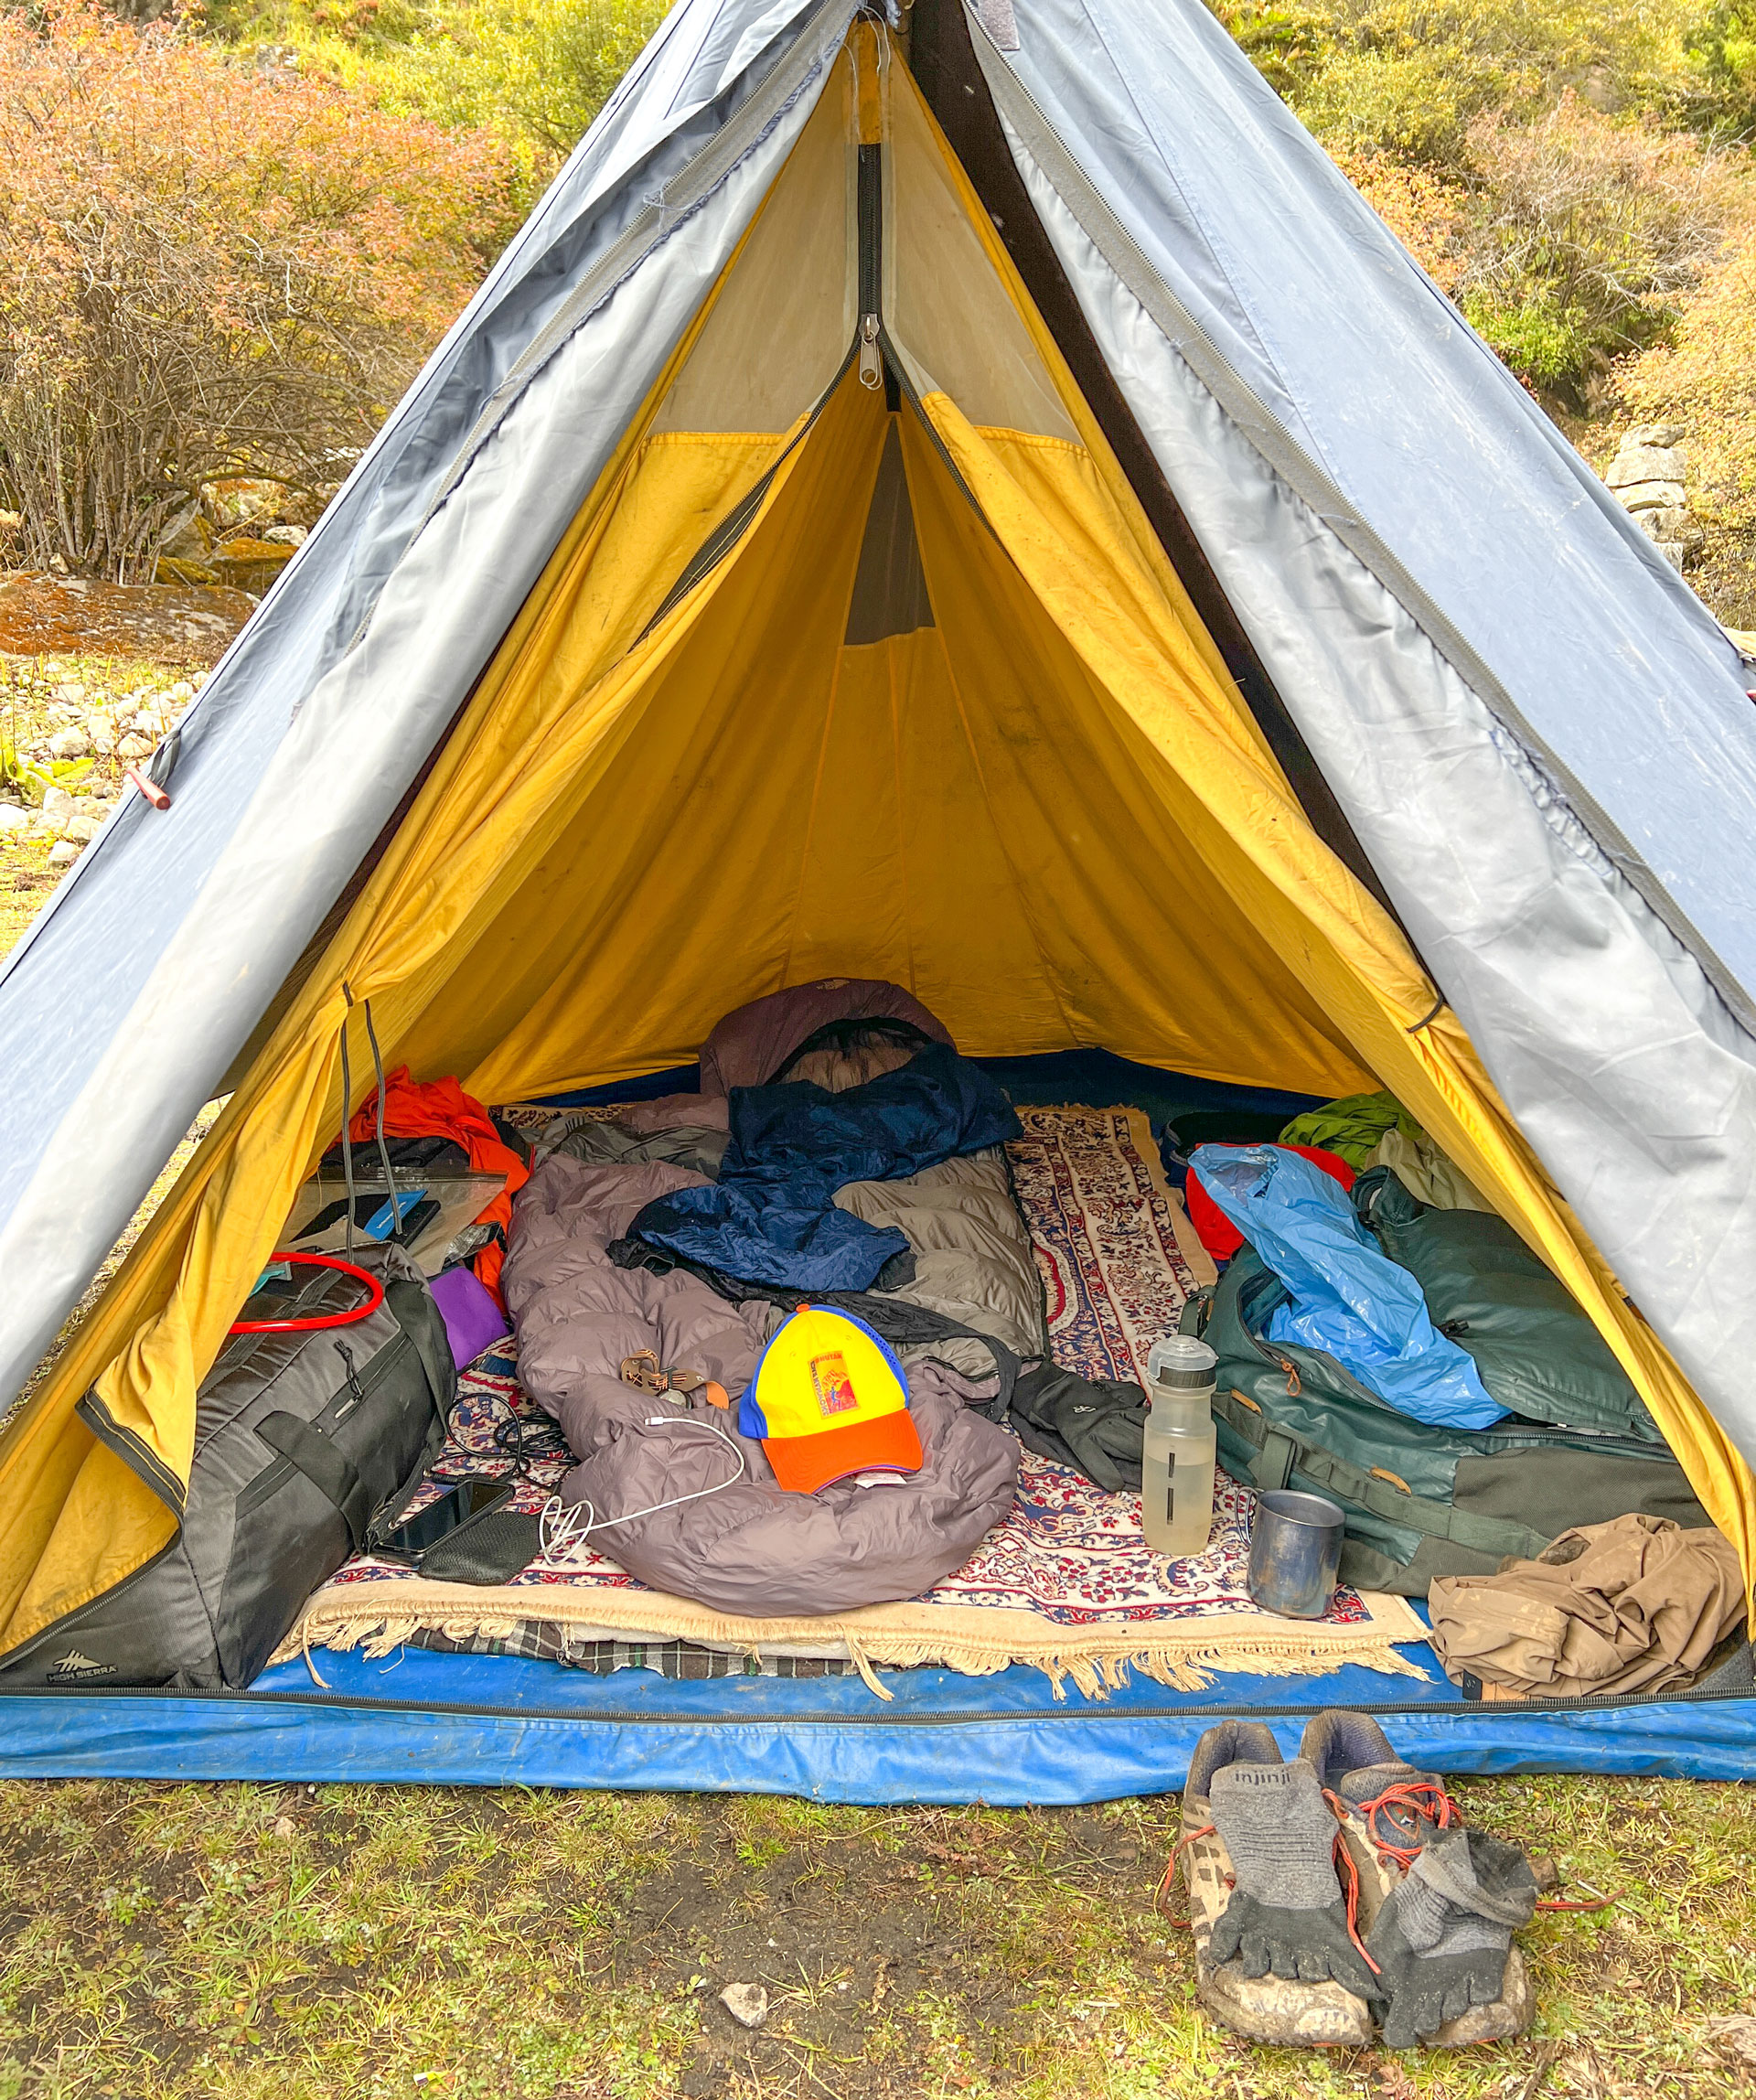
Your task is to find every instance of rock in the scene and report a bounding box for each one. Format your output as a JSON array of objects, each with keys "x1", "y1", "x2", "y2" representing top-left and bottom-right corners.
[
  {"x1": 1654, "y1": 541, "x2": 1686, "y2": 573},
  {"x1": 53, "y1": 681, "x2": 85, "y2": 705},
  {"x1": 116, "y1": 733, "x2": 154, "y2": 761},
  {"x1": 1614, "y1": 479, "x2": 1686, "y2": 513},
  {"x1": 1608, "y1": 443, "x2": 1687, "y2": 488},
  {"x1": 1629, "y1": 421, "x2": 1686, "y2": 449},
  {"x1": 202, "y1": 477, "x2": 285, "y2": 530},
  {"x1": 0, "y1": 802, "x2": 27, "y2": 835},
  {"x1": 47, "y1": 724, "x2": 91, "y2": 760},
  {"x1": 273, "y1": 1815, "x2": 297, "y2": 1840},
  {"x1": 718, "y1": 1984, "x2": 769, "y2": 2030},
  {"x1": 40, "y1": 785, "x2": 74, "y2": 829},
  {"x1": 158, "y1": 499, "x2": 213, "y2": 563},
  {"x1": 87, "y1": 712, "x2": 116, "y2": 755},
  {"x1": 263, "y1": 524, "x2": 308, "y2": 547},
  {"x1": 62, "y1": 809, "x2": 102, "y2": 844},
  {"x1": 168, "y1": 680, "x2": 196, "y2": 704},
  {"x1": 1640, "y1": 506, "x2": 1691, "y2": 537},
  {"x1": 48, "y1": 838, "x2": 78, "y2": 864},
  {"x1": 211, "y1": 538, "x2": 295, "y2": 595},
  {"x1": 0, "y1": 574, "x2": 253, "y2": 669}
]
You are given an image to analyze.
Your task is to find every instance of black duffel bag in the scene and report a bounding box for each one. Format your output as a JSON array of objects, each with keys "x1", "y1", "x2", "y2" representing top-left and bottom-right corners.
[{"x1": 3, "y1": 1244, "x2": 453, "y2": 1690}]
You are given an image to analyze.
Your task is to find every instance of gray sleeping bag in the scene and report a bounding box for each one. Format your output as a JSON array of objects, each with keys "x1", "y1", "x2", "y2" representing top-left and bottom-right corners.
[{"x1": 502, "y1": 1152, "x2": 1022, "y2": 1614}]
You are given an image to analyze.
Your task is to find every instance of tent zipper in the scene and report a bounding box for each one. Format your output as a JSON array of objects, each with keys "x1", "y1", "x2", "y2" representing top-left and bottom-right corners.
[
  {"x1": 857, "y1": 141, "x2": 883, "y2": 391},
  {"x1": 855, "y1": 124, "x2": 991, "y2": 524}
]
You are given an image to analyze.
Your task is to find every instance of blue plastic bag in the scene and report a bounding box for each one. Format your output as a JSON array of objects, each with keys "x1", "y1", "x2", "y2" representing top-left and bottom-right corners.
[{"x1": 1190, "y1": 1143, "x2": 1504, "y2": 1430}]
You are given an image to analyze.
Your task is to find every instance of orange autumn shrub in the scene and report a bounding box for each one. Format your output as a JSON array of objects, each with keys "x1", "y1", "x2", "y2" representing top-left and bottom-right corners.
[
  {"x1": 1622, "y1": 209, "x2": 1756, "y2": 618},
  {"x1": 1453, "y1": 98, "x2": 1733, "y2": 400},
  {"x1": 0, "y1": 3, "x2": 522, "y2": 579},
  {"x1": 1326, "y1": 146, "x2": 1466, "y2": 289}
]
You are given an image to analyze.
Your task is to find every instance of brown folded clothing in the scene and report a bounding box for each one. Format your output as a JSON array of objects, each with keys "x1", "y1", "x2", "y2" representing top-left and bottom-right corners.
[{"x1": 1428, "y1": 1512, "x2": 1747, "y2": 1700}]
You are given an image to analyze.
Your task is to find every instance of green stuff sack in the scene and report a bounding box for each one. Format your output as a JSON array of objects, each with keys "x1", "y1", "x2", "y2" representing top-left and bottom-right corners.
[
  {"x1": 1351, "y1": 1165, "x2": 1656, "y2": 1438},
  {"x1": 1186, "y1": 1247, "x2": 1709, "y2": 1596}
]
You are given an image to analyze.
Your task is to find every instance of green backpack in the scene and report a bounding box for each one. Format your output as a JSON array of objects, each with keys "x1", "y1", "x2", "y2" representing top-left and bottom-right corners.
[{"x1": 1184, "y1": 1170, "x2": 1709, "y2": 1595}]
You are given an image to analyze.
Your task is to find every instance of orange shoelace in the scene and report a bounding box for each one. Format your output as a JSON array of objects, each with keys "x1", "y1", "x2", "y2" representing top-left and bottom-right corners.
[
  {"x1": 1338, "y1": 1776, "x2": 1464, "y2": 1870},
  {"x1": 1156, "y1": 1820, "x2": 1219, "y2": 1923},
  {"x1": 1324, "y1": 1779, "x2": 1619, "y2": 1915},
  {"x1": 1329, "y1": 1827, "x2": 1382, "y2": 1976}
]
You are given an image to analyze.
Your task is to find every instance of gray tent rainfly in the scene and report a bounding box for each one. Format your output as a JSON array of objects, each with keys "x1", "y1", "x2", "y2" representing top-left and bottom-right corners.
[{"x1": 1, "y1": 0, "x2": 1754, "y2": 1519}]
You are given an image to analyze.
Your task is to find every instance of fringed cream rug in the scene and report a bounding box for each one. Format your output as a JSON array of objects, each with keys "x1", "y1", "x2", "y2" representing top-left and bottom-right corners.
[
  {"x1": 280, "y1": 1347, "x2": 1426, "y2": 1697},
  {"x1": 280, "y1": 1101, "x2": 1427, "y2": 1697}
]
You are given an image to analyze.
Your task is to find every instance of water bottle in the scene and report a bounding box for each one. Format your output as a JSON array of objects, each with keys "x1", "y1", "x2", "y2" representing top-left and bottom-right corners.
[{"x1": 1140, "y1": 1334, "x2": 1218, "y2": 1559}]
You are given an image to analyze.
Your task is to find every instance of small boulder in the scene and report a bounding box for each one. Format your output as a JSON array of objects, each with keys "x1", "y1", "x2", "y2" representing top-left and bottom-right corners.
[
  {"x1": 62, "y1": 809, "x2": 102, "y2": 844},
  {"x1": 117, "y1": 732, "x2": 154, "y2": 761},
  {"x1": 263, "y1": 524, "x2": 308, "y2": 547},
  {"x1": 718, "y1": 1983, "x2": 769, "y2": 2030},
  {"x1": 1629, "y1": 421, "x2": 1686, "y2": 449},
  {"x1": 48, "y1": 838, "x2": 79, "y2": 864},
  {"x1": 47, "y1": 723, "x2": 91, "y2": 760},
  {"x1": 0, "y1": 802, "x2": 27, "y2": 835},
  {"x1": 40, "y1": 785, "x2": 74, "y2": 829},
  {"x1": 1607, "y1": 445, "x2": 1686, "y2": 490},
  {"x1": 1615, "y1": 479, "x2": 1686, "y2": 513}
]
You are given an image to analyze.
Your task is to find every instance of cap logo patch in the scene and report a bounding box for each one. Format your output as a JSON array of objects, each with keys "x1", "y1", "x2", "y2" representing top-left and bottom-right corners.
[{"x1": 810, "y1": 1351, "x2": 858, "y2": 1416}]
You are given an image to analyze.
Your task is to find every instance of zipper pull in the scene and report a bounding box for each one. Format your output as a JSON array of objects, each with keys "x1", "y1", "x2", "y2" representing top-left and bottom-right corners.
[
  {"x1": 858, "y1": 313, "x2": 882, "y2": 391},
  {"x1": 334, "y1": 1338, "x2": 366, "y2": 1417}
]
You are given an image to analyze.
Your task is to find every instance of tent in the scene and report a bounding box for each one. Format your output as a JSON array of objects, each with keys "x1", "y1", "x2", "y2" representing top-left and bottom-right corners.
[{"x1": 2, "y1": 0, "x2": 1755, "y2": 1794}]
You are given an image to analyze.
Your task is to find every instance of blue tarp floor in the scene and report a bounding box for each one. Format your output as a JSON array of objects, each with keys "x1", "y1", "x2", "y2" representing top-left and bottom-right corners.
[{"x1": 5, "y1": 1635, "x2": 1754, "y2": 1794}]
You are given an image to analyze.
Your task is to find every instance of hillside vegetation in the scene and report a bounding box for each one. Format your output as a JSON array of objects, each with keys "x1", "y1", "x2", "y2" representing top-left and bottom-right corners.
[
  {"x1": 0, "y1": 0, "x2": 1753, "y2": 622},
  {"x1": 1215, "y1": 0, "x2": 1756, "y2": 621}
]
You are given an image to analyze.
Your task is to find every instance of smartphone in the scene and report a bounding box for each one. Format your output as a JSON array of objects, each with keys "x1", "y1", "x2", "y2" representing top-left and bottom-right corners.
[
  {"x1": 294, "y1": 1190, "x2": 438, "y2": 1247},
  {"x1": 375, "y1": 1476, "x2": 514, "y2": 1561}
]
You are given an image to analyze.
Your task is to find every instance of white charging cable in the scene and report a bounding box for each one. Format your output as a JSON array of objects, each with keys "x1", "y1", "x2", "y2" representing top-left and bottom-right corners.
[{"x1": 539, "y1": 1415, "x2": 747, "y2": 1563}]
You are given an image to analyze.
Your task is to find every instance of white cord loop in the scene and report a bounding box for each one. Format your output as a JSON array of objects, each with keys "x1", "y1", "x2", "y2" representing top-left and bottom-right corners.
[{"x1": 538, "y1": 1417, "x2": 747, "y2": 1564}]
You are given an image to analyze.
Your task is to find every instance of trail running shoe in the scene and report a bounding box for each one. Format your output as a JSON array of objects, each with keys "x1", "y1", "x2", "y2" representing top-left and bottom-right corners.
[
  {"x1": 1173, "y1": 1719, "x2": 1375, "y2": 2047},
  {"x1": 1300, "y1": 1709, "x2": 1533, "y2": 2047}
]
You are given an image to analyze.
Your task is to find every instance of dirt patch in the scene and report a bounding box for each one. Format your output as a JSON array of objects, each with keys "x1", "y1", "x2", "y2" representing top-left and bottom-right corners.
[
  {"x1": 0, "y1": 1773, "x2": 1751, "y2": 2098},
  {"x1": 0, "y1": 572, "x2": 255, "y2": 668}
]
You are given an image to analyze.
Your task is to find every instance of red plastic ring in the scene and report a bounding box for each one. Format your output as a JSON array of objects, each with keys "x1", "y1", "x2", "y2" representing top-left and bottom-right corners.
[{"x1": 229, "y1": 1252, "x2": 386, "y2": 1334}]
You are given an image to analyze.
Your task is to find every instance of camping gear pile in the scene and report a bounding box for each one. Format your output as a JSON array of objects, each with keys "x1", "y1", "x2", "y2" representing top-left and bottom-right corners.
[{"x1": 1, "y1": 972, "x2": 1747, "y2": 1716}]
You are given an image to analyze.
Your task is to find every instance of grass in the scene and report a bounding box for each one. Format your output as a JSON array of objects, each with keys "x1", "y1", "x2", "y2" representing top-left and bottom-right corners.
[
  {"x1": 2, "y1": 1773, "x2": 1755, "y2": 2096},
  {"x1": 3, "y1": 671, "x2": 1753, "y2": 2099}
]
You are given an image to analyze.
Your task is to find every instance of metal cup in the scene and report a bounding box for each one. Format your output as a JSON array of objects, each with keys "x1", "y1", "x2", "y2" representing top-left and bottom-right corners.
[{"x1": 1247, "y1": 1489, "x2": 1345, "y2": 1619}]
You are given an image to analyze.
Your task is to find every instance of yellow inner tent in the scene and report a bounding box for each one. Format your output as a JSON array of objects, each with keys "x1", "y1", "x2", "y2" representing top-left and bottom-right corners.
[{"x1": 3, "y1": 25, "x2": 1751, "y2": 1655}]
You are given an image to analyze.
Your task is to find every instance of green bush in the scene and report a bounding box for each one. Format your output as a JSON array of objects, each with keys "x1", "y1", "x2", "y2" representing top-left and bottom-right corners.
[
  {"x1": 1454, "y1": 100, "x2": 1733, "y2": 400},
  {"x1": 1688, "y1": 3, "x2": 1756, "y2": 140},
  {"x1": 381, "y1": 0, "x2": 669, "y2": 159},
  {"x1": 209, "y1": 0, "x2": 671, "y2": 177},
  {"x1": 1213, "y1": 0, "x2": 1742, "y2": 163}
]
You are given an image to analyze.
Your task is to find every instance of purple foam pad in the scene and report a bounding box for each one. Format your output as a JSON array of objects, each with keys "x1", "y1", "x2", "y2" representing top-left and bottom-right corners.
[{"x1": 429, "y1": 1263, "x2": 511, "y2": 1374}]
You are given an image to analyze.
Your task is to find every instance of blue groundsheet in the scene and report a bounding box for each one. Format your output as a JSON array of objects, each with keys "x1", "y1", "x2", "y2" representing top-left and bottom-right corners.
[{"x1": 5, "y1": 1642, "x2": 1754, "y2": 1792}]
